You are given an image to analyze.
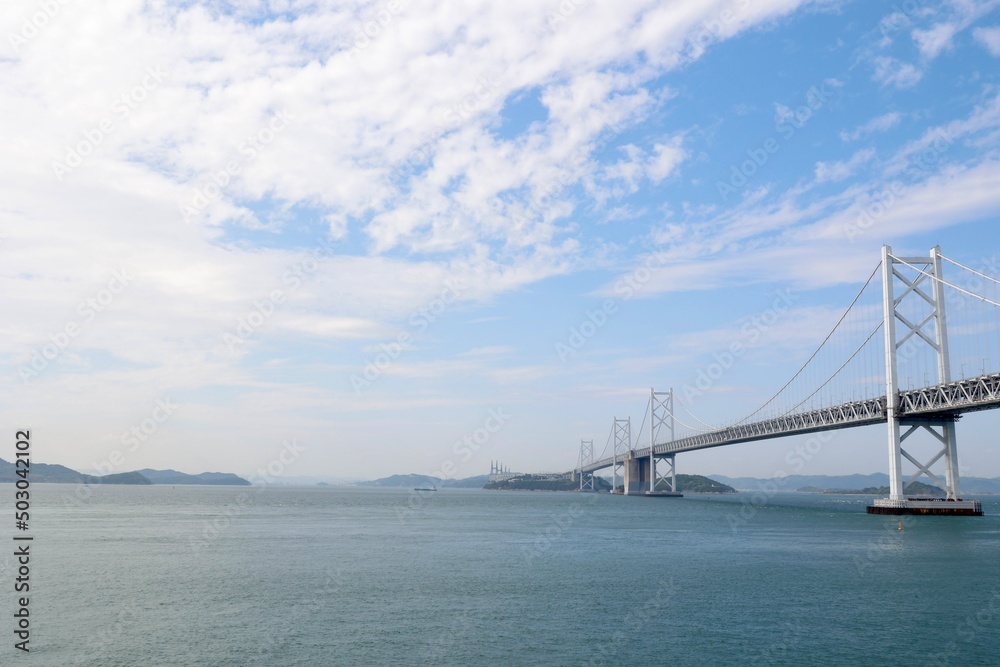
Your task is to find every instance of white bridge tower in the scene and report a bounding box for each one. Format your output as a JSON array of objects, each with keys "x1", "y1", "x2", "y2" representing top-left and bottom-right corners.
[{"x1": 872, "y1": 245, "x2": 978, "y2": 515}]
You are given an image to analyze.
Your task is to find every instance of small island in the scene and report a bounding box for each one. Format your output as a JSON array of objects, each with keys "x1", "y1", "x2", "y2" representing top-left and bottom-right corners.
[
  {"x1": 797, "y1": 481, "x2": 945, "y2": 496},
  {"x1": 484, "y1": 473, "x2": 736, "y2": 493},
  {"x1": 485, "y1": 474, "x2": 613, "y2": 491},
  {"x1": 671, "y1": 474, "x2": 737, "y2": 494}
]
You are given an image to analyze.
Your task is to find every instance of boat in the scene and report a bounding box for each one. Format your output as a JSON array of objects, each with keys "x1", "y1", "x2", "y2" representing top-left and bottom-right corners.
[{"x1": 414, "y1": 485, "x2": 436, "y2": 491}]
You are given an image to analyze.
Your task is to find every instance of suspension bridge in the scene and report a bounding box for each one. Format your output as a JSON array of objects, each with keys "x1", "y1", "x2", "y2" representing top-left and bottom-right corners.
[{"x1": 569, "y1": 245, "x2": 1000, "y2": 516}]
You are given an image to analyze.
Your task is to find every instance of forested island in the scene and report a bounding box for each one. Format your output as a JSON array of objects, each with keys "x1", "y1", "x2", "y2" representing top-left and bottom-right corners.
[
  {"x1": 485, "y1": 475, "x2": 613, "y2": 491},
  {"x1": 483, "y1": 473, "x2": 736, "y2": 493},
  {"x1": 796, "y1": 481, "x2": 945, "y2": 496},
  {"x1": 0, "y1": 458, "x2": 249, "y2": 485}
]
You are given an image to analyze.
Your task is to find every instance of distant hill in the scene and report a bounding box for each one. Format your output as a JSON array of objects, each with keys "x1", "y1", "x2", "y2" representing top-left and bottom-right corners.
[
  {"x1": 710, "y1": 473, "x2": 890, "y2": 491},
  {"x1": 675, "y1": 474, "x2": 736, "y2": 494},
  {"x1": 136, "y1": 469, "x2": 250, "y2": 486},
  {"x1": 442, "y1": 474, "x2": 490, "y2": 488},
  {"x1": 94, "y1": 471, "x2": 153, "y2": 485},
  {"x1": 0, "y1": 458, "x2": 247, "y2": 486},
  {"x1": 357, "y1": 474, "x2": 491, "y2": 489},
  {"x1": 710, "y1": 473, "x2": 1000, "y2": 495},
  {"x1": 485, "y1": 474, "x2": 611, "y2": 492},
  {"x1": 359, "y1": 474, "x2": 442, "y2": 488},
  {"x1": 797, "y1": 481, "x2": 945, "y2": 497},
  {"x1": 0, "y1": 458, "x2": 150, "y2": 484}
]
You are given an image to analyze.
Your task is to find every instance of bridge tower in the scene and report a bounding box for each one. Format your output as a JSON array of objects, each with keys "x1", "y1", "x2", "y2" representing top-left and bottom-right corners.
[
  {"x1": 578, "y1": 439, "x2": 594, "y2": 491},
  {"x1": 873, "y1": 245, "x2": 970, "y2": 514},
  {"x1": 649, "y1": 389, "x2": 678, "y2": 494},
  {"x1": 611, "y1": 418, "x2": 630, "y2": 494}
]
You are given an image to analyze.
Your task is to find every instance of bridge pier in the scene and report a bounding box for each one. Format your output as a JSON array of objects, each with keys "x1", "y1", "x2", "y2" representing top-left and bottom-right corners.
[
  {"x1": 622, "y1": 450, "x2": 682, "y2": 497},
  {"x1": 622, "y1": 450, "x2": 648, "y2": 496}
]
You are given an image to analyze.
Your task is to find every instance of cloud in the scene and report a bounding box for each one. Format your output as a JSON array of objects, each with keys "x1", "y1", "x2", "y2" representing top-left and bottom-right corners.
[
  {"x1": 912, "y1": 22, "x2": 959, "y2": 59},
  {"x1": 974, "y1": 26, "x2": 1000, "y2": 56},
  {"x1": 601, "y1": 135, "x2": 687, "y2": 193},
  {"x1": 840, "y1": 112, "x2": 902, "y2": 142},
  {"x1": 593, "y1": 92, "x2": 1000, "y2": 298},
  {"x1": 872, "y1": 56, "x2": 923, "y2": 89},
  {"x1": 6, "y1": 0, "x2": 1000, "y2": 478},
  {"x1": 648, "y1": 138, "x2": 688, "y2": 182},
  {"x1": 814, "y1": 148, "x2": 876, "y2": 183}
]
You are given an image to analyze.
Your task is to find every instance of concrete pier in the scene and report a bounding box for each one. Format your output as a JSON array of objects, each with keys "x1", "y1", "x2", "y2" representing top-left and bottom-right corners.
[
  {"x1": 623, "y1": 451, "x2": 649, "y2": 496},
  {"x1": 866, "y1": 498, "x2": 983, "y2": 516}
]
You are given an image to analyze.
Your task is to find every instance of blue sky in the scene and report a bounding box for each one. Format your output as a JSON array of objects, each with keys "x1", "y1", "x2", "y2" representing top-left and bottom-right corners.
[{"x1": 3, "y1": 0, "x2": 1000, "y2": 482}]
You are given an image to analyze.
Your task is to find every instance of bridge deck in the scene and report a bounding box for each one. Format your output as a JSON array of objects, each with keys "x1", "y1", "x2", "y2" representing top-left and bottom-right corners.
[{"x1": 577, "y1": 373, "x2": 1000, "y2": 474}]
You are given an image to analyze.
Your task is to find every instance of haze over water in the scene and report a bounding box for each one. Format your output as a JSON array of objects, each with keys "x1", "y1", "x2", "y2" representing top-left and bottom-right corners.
[{"x1": 9, "y1": 484, "x2": 999, "y2": 666}]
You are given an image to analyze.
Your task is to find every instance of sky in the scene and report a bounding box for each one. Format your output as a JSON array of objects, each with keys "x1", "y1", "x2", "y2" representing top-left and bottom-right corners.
[{"x1": 3, "y1": 0, "x2": 1000, "y2": 483}]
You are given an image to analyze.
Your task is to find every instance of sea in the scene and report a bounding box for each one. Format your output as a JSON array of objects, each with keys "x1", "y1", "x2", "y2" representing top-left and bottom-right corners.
[{"x1": 4, "y1": 484, "x2": 1000, "y2": 666}]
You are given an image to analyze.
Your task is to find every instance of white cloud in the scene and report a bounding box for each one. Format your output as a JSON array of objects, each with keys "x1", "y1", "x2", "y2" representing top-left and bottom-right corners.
[
  {"x1": 814, "y1": 148, "x2": 876, "y2": 183},
  {"x1": 872, "y1": 56, "x2": 923, "y2": 89},
  {"x1": 601, "y1": 135, "x2": 687, "y2": 192},
  {"x1": 594, "y1": 92, "x2": 1000, "y2": 298},
  {"x1": 840, "y1": 112, "x2": 902, "y2": 142},
  {"x1": 974, "y1": 26, "x2": 1000, "y2": 56},
  {"x1": 648, "y1": 138, "x2": 688, "y2": 182},
  {"x1": 7, "y1": 0, "x2": 1000, "y2": 479},
  {"x1": 912, "y1": 22, "x2": 959, "y2": 59}
]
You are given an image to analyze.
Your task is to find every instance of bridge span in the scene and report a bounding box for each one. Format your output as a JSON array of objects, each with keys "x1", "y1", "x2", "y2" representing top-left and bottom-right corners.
[{"x1": 567, "y1": 246, "x2": 1000, "y2": 516}]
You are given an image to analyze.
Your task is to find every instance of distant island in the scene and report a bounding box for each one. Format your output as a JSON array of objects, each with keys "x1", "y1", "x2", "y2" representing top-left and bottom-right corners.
[
  {"x1": 0, "y1": 458, "x2": 249, "y2": 486},
  {"x1": 360, "y1": 472, "x2": 736, "y2": 493},
  {"x1": 710, "y1": 473, "x2": 1000, "y2": 495},
  {"x1": 480, "y1": 473, "x2": 734, "y2": 493},
  {"x1": 668, "y1": 474, "x2": 736, "y2": 493},
  {"x1": 348, "y1": 471, "x2": 1000, "y2": 495},
  {"x1": 355, "y1": 473, "x2": 490, "y2": 489},
  {"x1": 485, "y1": 474, "x2": 613, "y2": 491},
  {"x1": 797, "y1": 481, "x2": 945, "y2": 497}
]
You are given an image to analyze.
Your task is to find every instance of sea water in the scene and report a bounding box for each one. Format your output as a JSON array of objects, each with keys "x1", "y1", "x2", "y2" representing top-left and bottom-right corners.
[{"x1": 4, "y1": 485, "x2": 999, "y2": 666}]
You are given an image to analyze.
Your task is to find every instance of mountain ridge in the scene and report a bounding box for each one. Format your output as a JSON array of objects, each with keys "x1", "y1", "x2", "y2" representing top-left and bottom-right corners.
[
  {"x1": 0, "y1": 459, "x2": 249, "y2": 486},
  {"x1": 708, "y1": 473, "x2": 1000, "y2": 494}
]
